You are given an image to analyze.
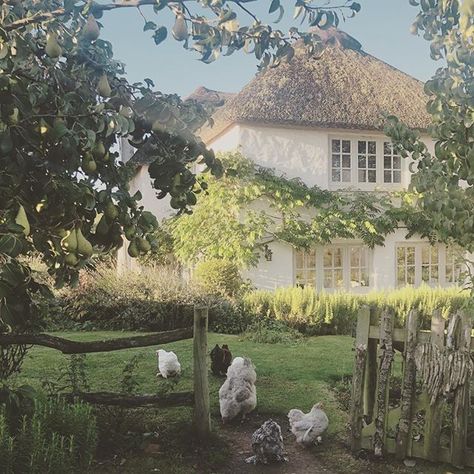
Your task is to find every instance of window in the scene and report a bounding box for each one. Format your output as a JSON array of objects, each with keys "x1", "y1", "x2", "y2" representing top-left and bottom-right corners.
[
  {"x1": 323, "y1": 247, "x2": 344, "y2": 289},
  {"x1": 295, "y1": 245, "x2": 371, "y2": 290},
  {"x1": 331, "y1": 139, "x2": 351, "y2": 183},
  {"x1": 397, "y1": 246, "x2": 416, "y2": 286},
  {"x1": 295, "y1": 249, "x2": 316, "y2": 287},
  {"x1": 446, "y1": 247, "x2": 464, "y2": 284},
  {"x1": 421, "y1": 246, "x2": 439, "y2": 284},
  {"x1": 383, "y1": 142, "x2": 402, "y2": 183},
  {"x1": 358, "y1": 140, "x2": 377, "y2": 183},
  {"x1": 350, "y1": 246, "x2": 369, "y2": 287}
]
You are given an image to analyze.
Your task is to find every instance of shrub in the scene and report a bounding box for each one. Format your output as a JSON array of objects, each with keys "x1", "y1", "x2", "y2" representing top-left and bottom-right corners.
[
  {"x1": 0, "y1": 398, "x2": 97, "y2": 474},
  {"x1": 241, "y1": 319, "x2": 304, "y2": 344},
  {"x1": 193, "y1": 259, "x2": 243, "y2": 297}
]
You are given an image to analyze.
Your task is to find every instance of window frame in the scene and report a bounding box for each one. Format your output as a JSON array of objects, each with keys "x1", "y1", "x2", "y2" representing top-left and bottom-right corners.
[{"x1": 328, "y1": 134, "x2": 405, "y2": 190}]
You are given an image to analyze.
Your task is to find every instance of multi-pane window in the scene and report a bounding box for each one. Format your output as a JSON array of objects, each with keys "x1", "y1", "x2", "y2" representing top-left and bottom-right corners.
[
  {"x1": 323, "y1": 247, "x2": 344, "y2": 289},
  {"x1": 358, "y1": 141, "x2": 377, "y2": 183},
  {"x1": 350, "y1": 247, "x2": 369, "y2": 287},
  {"x1": 421, "y1": 246, "x2": 439, "y2": 284},
  {"x1": 397, "y1": 246, "x2": 416, "y2": 286},
  {"x1": 331, "y1": 139, "x2": 351, "y2": 183},
  {"x1": 383, "y1": 142, "x2": 402, "y2": 183},
  {"x1": 446, "y1": 247, "x2": 464, "y2": 284},
  {"x1": 295, "y1": 249, "x2": 316, "y2": 288}
]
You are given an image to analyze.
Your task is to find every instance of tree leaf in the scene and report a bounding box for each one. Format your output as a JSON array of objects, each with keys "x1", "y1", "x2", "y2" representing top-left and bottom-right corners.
[
  {"x1": 153, "y1": 27, "x2": 167, "y2": 45},
  {"x1": 269, "y1": 0, "x2": 280, "y2": 14},
  {"x1": 144, "y1": 21, "x2": 157, "y2": 32}
]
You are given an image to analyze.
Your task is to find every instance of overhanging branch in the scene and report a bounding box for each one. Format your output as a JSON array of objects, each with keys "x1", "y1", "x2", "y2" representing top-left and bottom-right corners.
[{"x1": 0, "y1": 327, "x2": 193, "y2": 354}]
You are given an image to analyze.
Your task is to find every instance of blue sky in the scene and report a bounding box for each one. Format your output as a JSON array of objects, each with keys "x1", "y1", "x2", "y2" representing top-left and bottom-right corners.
[{"x1": 100, "y1": 0, "x2": 438, "y2": 98}]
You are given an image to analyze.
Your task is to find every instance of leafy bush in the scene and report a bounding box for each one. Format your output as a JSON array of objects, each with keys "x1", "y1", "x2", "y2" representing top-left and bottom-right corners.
[
  {"x1": 241, "y1": 319, "x2": 304, "y2": 344},
  {"x1": 0, "y1": 398, "x2": 97, "y2": 474},
  {"x1": 193, "y1": 259, "x2": 244, "y2": 297},
  {"x1": 243, "y1": 285, "x2": 468, "y2": 335}
]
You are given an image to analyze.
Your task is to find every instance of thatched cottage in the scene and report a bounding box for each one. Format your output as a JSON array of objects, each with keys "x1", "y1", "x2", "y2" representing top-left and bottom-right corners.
[{"x1": 119, "y1": 30, "x2": 464, "y2": 292}]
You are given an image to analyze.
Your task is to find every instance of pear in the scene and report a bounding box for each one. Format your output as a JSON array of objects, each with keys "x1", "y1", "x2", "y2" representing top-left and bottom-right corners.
[
  {"x1": 64, "y1": 253, "x2": 79, "y2": 266},
  {"x1": 172, "y1": 15, "x2": 188, "y2": 41},
  {"x1": 119, "y1": 106, "x2": 133, "y2": 119},
  {"x1": 127, "y1": 240, "x2": 139, "y2": 258},
  {"x1": 8, "y1": 108, "x2": 19, "y2": 125},
  {"x1": 92, "y1": 141, "x2": 106, "y2": 160},
  {"x1": 124, "y1": 224, "x2": 136, "y2": 241},
  {"x1": 61, "y1": 229, "x2": 78, "y2": 253},
  {"x1": 76, "y1": 228, "x2": 93, "y2": 257},
  {"x1": 137, "y1": 237, "x2": 151, "y2": 253},
  {"x1": 15, "y1": 205, "x2": 30, "y2": 236},
  {"x1": 82, "y1": 15, "x2": 100, "y2": 42},
  {"x1": 82, "y1": 153, "x2": 97, "y2": 173},
  {"x1": 104, "y1": 201, "x2": 119, "y2": 220},
  {"x1": 45, "y1": 33, "x2": 62, "y2": 58},
  {"x1": 95, "y1": 215, "x2": 109, "y2": 236},
  {"x1": 97, "y1": 74, "x2": 111, "y2": 98}
]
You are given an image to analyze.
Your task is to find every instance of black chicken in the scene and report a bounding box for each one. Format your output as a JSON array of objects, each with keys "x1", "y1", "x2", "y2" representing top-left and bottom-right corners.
[{"x1": 210, "y1": 344, "x2": 232, "y2": 376}]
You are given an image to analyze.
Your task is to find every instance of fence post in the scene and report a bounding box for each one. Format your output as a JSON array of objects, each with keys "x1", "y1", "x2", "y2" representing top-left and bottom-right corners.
[
  {"x1": 363, "y1": 307, "x2": 379, "y2": 424},
  {"x1": 396, "y1": 309, "x2": 418, "y2": 460},
  {"x1": 350, "y1": 306, "x2": 370, "y2": 452},
  {"x1": 450, "y1": 311, "x2": 472, "y2": 468},
  {"x1": 373, "y1": 308, "x2": 394, "y2": 457},
  {"x1": 423, "y1": 309, "x2": 445, "y2": 461},
  {"x1": 193, "y1": 306, "x2": 211, "y2": 439}
]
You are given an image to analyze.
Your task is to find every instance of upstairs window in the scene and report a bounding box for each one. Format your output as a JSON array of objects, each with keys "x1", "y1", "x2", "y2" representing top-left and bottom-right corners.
[
  {"x1": 383, "y1": 142, "x2": 402, "y2": 183},
  {"x1": 357, "y1": 140, "x2": 377, "y2": 183},
  {"x1": 331, "y1": 139, "x2": 351, "y2": 183}
]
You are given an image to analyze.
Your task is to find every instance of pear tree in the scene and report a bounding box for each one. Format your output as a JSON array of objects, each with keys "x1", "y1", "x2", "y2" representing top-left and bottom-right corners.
[{"x1": 0, "y1": 0, "x2": 361, "y2": 377}]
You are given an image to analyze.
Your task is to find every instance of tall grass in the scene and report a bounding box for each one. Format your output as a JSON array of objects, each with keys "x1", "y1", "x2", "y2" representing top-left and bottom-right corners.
[{"x1": 243, "y1": 285, "x2": 468, "y2": 334}]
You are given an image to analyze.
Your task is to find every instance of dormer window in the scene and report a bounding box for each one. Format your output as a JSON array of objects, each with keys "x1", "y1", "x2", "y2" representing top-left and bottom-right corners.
[
  {"x1": 357, "y1": 140, "x2": 377, "y2": 183},
  {"x1": 331, "y1": 139, "x2": 351, "y2": 183},
  {"x1": 383, "y1": 142, "x2": 402, "y2": 183}
]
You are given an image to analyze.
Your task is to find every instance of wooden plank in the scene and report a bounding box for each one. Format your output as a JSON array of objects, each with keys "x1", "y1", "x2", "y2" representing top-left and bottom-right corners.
[
  {"x1": 373, "y1": 308, "x2": 395, "y2": 457},
  {"x1": 0, "y1": 327, "x2": 194, "y2": 353},
  {"x1": 193, "y1": 306, "x2": 211, "y2": 439},
  {"x1": 363, "y1": 307, "x2": 379, "y2": 424},
  {"x1": 423, "y1": 309, "x2": 445, "y2": 462},
  {"x1": 396, "y1": 310, "x2": 418, "y2": 460},
  {"x1": 451, "y1": 311, "x2": 472, "y2": 468},
  {"x1": 351, "y1": 306, "x2": 370, "y2": 452}
]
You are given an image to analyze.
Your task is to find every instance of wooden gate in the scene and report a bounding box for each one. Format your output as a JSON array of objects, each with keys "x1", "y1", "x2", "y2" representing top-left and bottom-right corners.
[{"x1": 350, "y1": 306, "x2": 474, "y2": 468}]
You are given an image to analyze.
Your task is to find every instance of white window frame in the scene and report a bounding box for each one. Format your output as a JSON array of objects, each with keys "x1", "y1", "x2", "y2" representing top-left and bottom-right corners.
[
  {"x1": 383, "y1": 141, "x2": 402, "y2": 184},
  {"x1": 330, "y1": 139, "x2": 352, "y2": 183},
  {"x1": 357, "y1": 139, "x2": 377, "y2": 184},
  {"x1": 294, "y1": 244, "x2": 371, "y2": 292},
  {"x1": 395, "y1": 243, "x2": 465, "y2": 288},
  {"x1": 328, "y1": 134, "x2": 405, "y2": 190}
]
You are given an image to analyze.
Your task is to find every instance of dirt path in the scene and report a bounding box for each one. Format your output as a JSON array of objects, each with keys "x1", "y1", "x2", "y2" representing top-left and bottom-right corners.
[{"x1": 217, "y1": 414, "x2": 336, "y2": 474}]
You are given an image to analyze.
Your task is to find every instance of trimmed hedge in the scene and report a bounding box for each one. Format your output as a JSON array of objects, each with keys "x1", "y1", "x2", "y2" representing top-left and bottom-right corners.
[{"x1": 46, "y1": 266, "x2": 469, "y2": 336}]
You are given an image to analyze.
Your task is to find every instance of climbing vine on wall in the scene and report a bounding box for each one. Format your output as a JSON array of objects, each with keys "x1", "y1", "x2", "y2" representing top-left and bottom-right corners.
[{"x1": 167, "y1": 152, "x2": 425, "y2": 268}]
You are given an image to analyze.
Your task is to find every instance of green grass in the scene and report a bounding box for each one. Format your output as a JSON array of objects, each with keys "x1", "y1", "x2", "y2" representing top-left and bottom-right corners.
[{"x1": 12, "y1": 332, "x2": 354, "y2": 435}]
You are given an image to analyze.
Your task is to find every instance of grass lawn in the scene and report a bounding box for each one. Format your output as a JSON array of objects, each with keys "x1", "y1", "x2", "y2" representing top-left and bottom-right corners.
[{"x1": 9, "y1": 332, "x2": 466, "y2": 473}]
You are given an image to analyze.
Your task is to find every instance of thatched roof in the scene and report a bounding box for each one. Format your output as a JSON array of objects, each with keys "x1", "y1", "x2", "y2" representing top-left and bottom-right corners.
[
  {"x1": 200, "y1": 30, "x2": 430, "y2": 143},
  {"x1": 185, "y1": 86, "x2": 236, "y2": 109}
]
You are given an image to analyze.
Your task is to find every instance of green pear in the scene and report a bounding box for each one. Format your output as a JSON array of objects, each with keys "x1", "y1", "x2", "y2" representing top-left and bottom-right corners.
[
  {"x1": 97, "y1": 74, "x2": 111, "y2": 98},
  {"x1": 92, "y1": 141, "x2": 106, "y2": 160},
  {"x1": 82, "y1": 153, "x2": 97, "y2": 173},
  {"x1": 15, "y1": 205, "x2": 30, "y2": 236},
  {"x1": 104, "y1": 201, "x2": 119, "y2": 220},
  {"x1": 64, "y1": 253, "x2": 79, "y2": 266},
  {"x1": 82, "y1": 15, "x2": 100, "y2": 42},
  {"x1": 76, "y1": 228, "x2": 93, "y2": 257},
  {"x1": 95, "y1": 215, "x2": 109, "y2": 236},
  {"x1": 119, "y1": 106, "x2": 133, "y2": 119},
  {"x1": 127, "y1": 240, "x2": 139, "y2": 258},
  {"x1": 172, "y1": 15, "x2": 188, "y2": 41},
  {"x1": 137, "y1": 237, "x2": 151, "y2": 253},
  {"x1": 45, "y1": 33, "x2": 62, "y2": 58},
  {"x1": 61, "y1": 229, "x2": 78, "y2": 253},
  {"x1": 124, "y1": 224, "x2": 136, "y2": 240}
]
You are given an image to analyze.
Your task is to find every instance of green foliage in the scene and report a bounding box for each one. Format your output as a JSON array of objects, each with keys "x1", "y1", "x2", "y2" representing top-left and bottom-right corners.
[
  {"x1": 243, "y1": 285, "x2": 468, "y2": 335},
  {"x1": 193, "y1": 258, "x2": 244, "y2": 297},
  {"x1": 385, "y1": 2, "x2": 474, "y2": 260},
  {"x1": 169, "y1": 152, "x2": 421, "y2": 267},
  {"x1": 241, "y1": 319, "x2": 304, "y2": 344},
  {"x1": 0, "y1": 398, "x2": 97, "y2": 474}
]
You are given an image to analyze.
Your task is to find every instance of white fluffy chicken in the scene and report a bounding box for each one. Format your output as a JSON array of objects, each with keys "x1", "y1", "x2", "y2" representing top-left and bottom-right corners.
[
  {"x1": 219, "y1": 357, "x2": 257, "y2": 423},
  {"x1": 156, "y1": 349, "x2": 181, "y2": 378},
  {"x1": 288, "y1": 402, "x2": 329, "y2": 446},
  {"x1": 245, "y1": 419, "x2": 287, "y2": 465}
]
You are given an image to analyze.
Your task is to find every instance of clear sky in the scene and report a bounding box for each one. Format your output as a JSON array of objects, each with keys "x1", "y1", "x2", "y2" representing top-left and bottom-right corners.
[{"x1": 100, "y1": 0, "x2": 439, "y2": 98}]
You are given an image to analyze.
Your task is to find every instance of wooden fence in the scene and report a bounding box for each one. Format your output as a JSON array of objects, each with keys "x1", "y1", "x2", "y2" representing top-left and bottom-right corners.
[
  {"x1": 350, "y1": 306, "x2": 473, "y2": 468},
  {"x1": 0, "y1": 306, "x2": 211, "y2": 439}
]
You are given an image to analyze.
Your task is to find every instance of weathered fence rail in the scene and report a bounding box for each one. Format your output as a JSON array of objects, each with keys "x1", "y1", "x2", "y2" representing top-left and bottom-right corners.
[
  {"x1": 0, "y1": 306, "x2": 211, "y2": 439},
  {"x1": 350, "y1": 306, "x2": 474, "y2": 468}
]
